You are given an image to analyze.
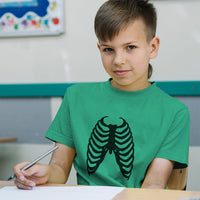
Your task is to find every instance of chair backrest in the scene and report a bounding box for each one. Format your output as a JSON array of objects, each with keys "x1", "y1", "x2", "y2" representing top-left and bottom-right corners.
[{"x1": 167, "y1": 167, "x2": 188, "y2": 190}]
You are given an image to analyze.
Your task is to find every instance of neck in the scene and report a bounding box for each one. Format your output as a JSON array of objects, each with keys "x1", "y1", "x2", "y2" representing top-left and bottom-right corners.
[{"x1": 110, "y1": 79, "x2": 151, "y2": 91}]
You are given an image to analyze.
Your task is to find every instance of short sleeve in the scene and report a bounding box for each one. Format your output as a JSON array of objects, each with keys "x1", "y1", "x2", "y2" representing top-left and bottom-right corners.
[
  {"x1": 45, "y1": 89, "x2": 75, "y2": 148},
  {"x1": 156, "y1": 107, "x2": 190, "y2": 169}
]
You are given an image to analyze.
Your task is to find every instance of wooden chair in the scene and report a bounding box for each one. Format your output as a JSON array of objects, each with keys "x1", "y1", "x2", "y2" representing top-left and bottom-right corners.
[{"x1": 167, "y1": 167, "x2": 188, "y2": 190}]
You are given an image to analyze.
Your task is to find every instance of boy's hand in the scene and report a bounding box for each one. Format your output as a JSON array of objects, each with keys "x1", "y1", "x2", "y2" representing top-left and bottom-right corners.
[{"x1": 13, "y1": 162, "x2": 49, "y2": 190}]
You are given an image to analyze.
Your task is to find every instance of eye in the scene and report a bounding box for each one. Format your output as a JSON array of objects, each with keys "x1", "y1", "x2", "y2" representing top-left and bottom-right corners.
[
  {"x1": 127, "y1": 45, "x2": 136, "y2": 50},
  {"x1": 103, "y1": 48, "x2": 113, "y2": 53}
]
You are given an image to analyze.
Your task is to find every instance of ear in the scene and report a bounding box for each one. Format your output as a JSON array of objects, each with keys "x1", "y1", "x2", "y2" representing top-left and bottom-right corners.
[
  {"x1": 97, "y1": 42, "x2": 101, "y2": 51},
  {"x1": 149, "y1": 37, "x2": 160, "y2": 59}
]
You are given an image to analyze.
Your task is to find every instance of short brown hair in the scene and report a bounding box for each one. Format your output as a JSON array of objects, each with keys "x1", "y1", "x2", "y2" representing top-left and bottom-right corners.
[
  {"x1": 95, "y1": 0, "x2": 157, "y2": 42},
  {"x1": 94, "y1": 0, "x2": 157, "y2": 79}
]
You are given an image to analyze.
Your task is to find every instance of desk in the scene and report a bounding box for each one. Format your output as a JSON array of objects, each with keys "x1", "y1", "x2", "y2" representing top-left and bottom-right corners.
[
  {"x1": 1, "y1": 181, "x2": 200, "y2": 200},
  {"x1": 113, "y1": 188, "x2": 200, "y2": 200},
  {"x1": 0, "y1": 181, "x2": 15, "y2": 188},
  {"x1": 0, "y1": 137, "x2": 17, "y2": 143}
]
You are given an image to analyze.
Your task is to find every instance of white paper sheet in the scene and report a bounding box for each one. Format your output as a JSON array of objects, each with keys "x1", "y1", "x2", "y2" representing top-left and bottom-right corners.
[{"x1": 0, "y1": 186, "x2": 124, "y2": 200}]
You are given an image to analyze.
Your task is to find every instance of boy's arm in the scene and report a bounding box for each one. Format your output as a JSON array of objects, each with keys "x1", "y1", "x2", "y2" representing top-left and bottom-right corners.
[
  {"x1": 141, "y1": 158, "x2": 174, "y2": 189},
  {"x1": 48, "y1": 142, "x2": 76, "y2": 183}
]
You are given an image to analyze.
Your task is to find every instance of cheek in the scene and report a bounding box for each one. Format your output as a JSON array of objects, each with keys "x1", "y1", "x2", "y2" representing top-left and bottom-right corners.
[
  {"x1": 136, "y1": 50, "x2": 150, "y2": 64},
  {"x1": 128, "y1": 54, "x2": 145, "y2": 66},
  {"x1": 128, "y1": 52, "x2": 149, "y2": 72},
  {"x1": 101, "y1": 55, "x2": 112, "y2": 68}
]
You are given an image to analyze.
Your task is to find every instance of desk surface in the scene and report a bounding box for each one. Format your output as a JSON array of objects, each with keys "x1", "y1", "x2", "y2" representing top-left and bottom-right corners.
[
  {"x1": 1, "y1": 181, "x2": 200, "y2": 200},
  {"x1": 0, "y1": 137, "x2": 17, "y2": 143},
  {"x1": 113, "y1": 188, "x2": 200, "y2": 200}
]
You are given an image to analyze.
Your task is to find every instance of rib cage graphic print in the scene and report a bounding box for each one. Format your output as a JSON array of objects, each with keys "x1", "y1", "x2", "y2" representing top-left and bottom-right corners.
[{"x1": 87, "y1": 116, "x2": 134, "y2": 179}]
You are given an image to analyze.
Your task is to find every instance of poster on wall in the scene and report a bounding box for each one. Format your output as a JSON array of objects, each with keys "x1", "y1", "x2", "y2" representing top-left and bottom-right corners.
[{"x1": 0, "y1": 0, "x2": 64, "y2": 37}]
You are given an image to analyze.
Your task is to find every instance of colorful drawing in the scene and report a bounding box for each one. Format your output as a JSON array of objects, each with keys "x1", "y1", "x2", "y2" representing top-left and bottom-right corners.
[{"x1": 0, "y1": 0, "x2": 64, "y2": 37}]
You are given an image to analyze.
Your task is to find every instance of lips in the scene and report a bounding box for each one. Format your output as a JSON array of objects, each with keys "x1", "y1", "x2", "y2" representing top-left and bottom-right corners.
[{"x1": 114, "y1": 70, "x2": 130, "y2": 76}]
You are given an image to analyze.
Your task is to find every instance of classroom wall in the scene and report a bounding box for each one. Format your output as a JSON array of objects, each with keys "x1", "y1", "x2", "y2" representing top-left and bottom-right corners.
[
  {"x1": 151, "y1": 0, "x2": 200, "y2": 81},
  {"x1": 0, "y1": 0, "x2": 200, "y2": 191},
  {"x1": 0, "y1": 0, "x2": 107, "y2": 84},
  {"x1": 0, "y1": 0, "x2": 200, "y2": 83}
]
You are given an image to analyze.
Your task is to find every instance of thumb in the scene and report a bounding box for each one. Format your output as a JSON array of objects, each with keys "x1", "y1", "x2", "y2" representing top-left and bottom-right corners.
[{"x1": 21, "y1": 164, "x2": 40, "y2": 177}]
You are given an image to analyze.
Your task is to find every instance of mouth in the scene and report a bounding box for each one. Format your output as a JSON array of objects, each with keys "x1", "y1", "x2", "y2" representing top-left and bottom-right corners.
[{"x1": 114, "y1": 70, "x2": 130, "y2": 76}]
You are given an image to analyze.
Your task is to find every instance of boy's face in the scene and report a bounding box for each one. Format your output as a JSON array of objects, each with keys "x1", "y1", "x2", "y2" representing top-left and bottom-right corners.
[{"x1": 97, "y1": 18, "x2": 160, "y2": 91}]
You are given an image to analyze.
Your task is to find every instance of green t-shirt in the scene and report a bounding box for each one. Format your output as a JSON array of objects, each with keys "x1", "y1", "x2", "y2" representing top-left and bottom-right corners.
[{"x1": 45, "y1": 80, "x2": 190, "y2": 188}]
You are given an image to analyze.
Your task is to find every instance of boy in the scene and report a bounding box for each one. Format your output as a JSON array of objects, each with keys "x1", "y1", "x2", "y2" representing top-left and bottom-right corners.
[{"x1": 13, "y1": 0, "x2": 190, "y2": 190}]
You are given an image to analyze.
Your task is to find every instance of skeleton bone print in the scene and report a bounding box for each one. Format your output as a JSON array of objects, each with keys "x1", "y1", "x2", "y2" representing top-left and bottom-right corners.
[{"x1": 87, "y1": 116, "x2": 134, "y2": 179}]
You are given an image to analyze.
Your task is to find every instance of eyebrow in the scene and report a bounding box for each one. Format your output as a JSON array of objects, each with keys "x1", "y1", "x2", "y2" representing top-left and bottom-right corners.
[
  {"x1": 99, "y1": 43, "x2": 109, "y2": 47},
  {"x1": 100, "y1": 41, "x2": 137, "y2": 47}
]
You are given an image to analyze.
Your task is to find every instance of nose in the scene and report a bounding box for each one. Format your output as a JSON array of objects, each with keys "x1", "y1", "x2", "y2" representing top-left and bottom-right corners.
[{"x1": 113, "y1": 51, "x2": 126, "y2": 65}]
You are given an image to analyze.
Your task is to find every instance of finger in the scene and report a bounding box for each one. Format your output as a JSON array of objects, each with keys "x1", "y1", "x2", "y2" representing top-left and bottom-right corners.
[
  {"x1": 13, "y1": 161, "x2": 30, "y2": 177},
  {"x1": 14, "y1": 176, "x2": 35, "y2": 190}
]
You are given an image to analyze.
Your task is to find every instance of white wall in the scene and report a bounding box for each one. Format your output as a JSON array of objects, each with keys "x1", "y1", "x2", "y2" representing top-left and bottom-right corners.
[
  {"x1": 151, "y1": 0, "x2": 200, "y2": 81},
  {"x1": 0, "y1": 0, "x2": 107, "y2": 84},
  {"x1": 0, "y1": 0, "x2": 199, "y2": 83}
]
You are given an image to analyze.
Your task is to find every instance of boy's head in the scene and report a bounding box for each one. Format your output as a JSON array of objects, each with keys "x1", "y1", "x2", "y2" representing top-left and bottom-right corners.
[{"x1": 94, "y1": 0, "x2": 158, "y2": 79}]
